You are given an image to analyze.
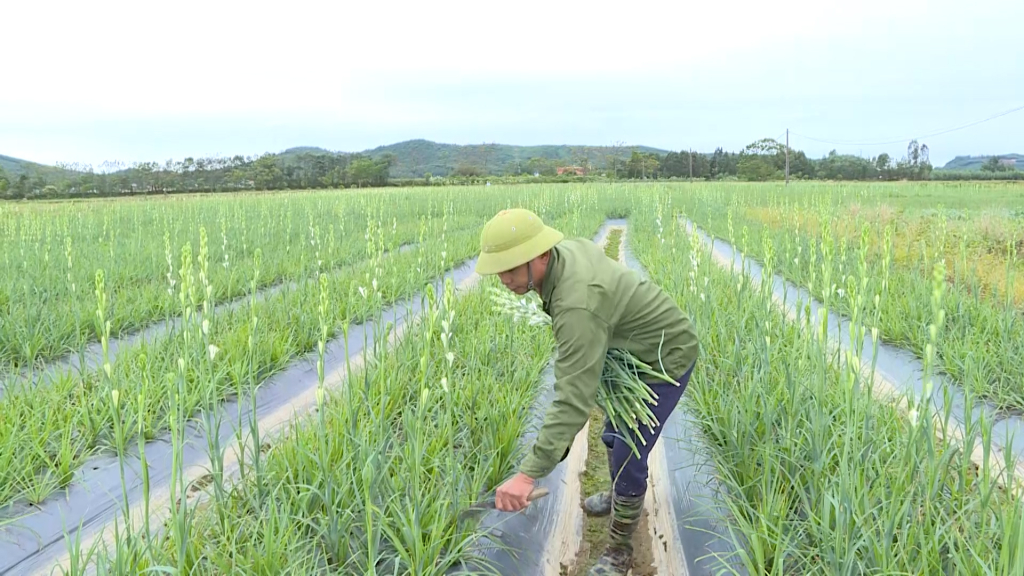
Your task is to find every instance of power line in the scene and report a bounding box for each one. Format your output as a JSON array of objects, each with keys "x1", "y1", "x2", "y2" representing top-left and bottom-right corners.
[{"x1": 790, "y1": 103, "x2": 1024, "y2": 147}]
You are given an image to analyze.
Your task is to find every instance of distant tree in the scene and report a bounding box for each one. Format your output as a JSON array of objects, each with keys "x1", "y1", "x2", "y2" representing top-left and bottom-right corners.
[
  {"x1": 454, "y1": 164, "x2": 483, "y2": 177},
  {"x1": 980, "y1": 156, "x2": 1014, "y2": 173},
  {"x1": 817, "y1": 150, "x2": 877, "y2": 180},
  {"x1": 605, "y1": 141, "x2": 627, "y2": 179},
  {"x1": 737, "y1": 138, "x2": 784, "y2": 181},
  {"x1": 660, "y1": 152, "x2": 685, "y2": 178},
  {"x1": 569, "y1": 146, "x2": 592, "y2": 174},
  {"x1": 875, "y1": 153, "x2": 892, "y2": 177},
  {"x1": 252, "y1": 154, "x2": 284, "y2": 190},
  {"x1": 626, "y1": 150, "x2": 661, "y2": 179},
  {"x1": 525, "y1": 157, "x2": 556, "y2": 177}
]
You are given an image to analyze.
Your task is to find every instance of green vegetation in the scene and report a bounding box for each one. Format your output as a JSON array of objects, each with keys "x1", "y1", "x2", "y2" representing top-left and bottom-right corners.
[
  {"x1": 4, "y1": 138, "x2": 1023, "y2": 201},
  {"x1": 70, "y1": 282, "x2": 562, "y2": 574},
  {"x1": 941, "y1": 153, "x2": 1024, "y2": 171},
  {"x1": 46, "y1": 195, "x2": 610, "y2": 575},
  {"x1": 0, "y1": 188, "x2": 614, "y2": 511},
  {"x1": 0, "y1": 190, "x2": 486, "y2": 371},
  {"x1": 363, "y1": 139, "x2": 670, "y2": 179},
  {"x1": 5, "y1": 182, "x2": 1024, "y2": 576},
  {"x1": 676, "y1": 183, "x2": 1024, "y2": 410},
  {"x1": 630, "y1": 195, "x2": 1024, "y2": 574}
]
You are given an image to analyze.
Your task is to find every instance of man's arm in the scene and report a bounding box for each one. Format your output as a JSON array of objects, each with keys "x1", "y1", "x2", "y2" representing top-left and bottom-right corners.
[{"x1": 519, "y1": 307, "x2": 610, "y2": 479}]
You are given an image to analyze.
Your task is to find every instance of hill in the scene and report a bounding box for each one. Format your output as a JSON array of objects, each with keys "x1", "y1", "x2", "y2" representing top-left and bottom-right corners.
[
  {"x1": 362, "y1": 139, "x2": 670, "y2": 178},
  {"x1": 0, "y1": 154, "x2": 78, "y2": 181},
  {"x1": 0, "y1": 154, "x2": 48, "y2": 176},
  {"x1": 278, "y1": 146, "x2": 339, "y2": 159},
  {"x1": 941, "y1": 154, "x2": 1024, "y2": 171},
  {"x1": 1, "y1": 140, "x2": 673, "y2": 183}
]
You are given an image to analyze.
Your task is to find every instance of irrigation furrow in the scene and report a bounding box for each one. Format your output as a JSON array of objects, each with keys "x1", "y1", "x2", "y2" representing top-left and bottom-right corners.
[
  {"x1": 0, "y1": 242, "x2": 420, "y2": 398},
  {"x1": 0, "y1": 255, "x2": 476, "y2": 576},
  {"x1": 616, "y1": 224, "x2": 746, "y2": 576},
  {"x1": 682, "y1": 217, "x2": 1024, "y2": 493},
  {"x1": 492, "y1": 222, "x2": 743, "y2": 576}
]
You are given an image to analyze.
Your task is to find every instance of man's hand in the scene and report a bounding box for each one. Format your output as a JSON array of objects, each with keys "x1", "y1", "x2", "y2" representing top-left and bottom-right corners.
[{"x1": 495, "y1": 472, "x2": 536, "y2": 512}]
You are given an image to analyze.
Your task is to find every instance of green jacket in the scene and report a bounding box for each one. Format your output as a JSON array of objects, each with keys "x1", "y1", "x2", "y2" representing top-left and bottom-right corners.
[{"x1": 519, "y1": 237, "x2": 700, "y2": 479}]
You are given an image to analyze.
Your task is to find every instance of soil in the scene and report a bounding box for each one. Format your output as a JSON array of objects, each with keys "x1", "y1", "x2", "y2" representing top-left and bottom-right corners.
[
  {"x1": 631, "y1": 509, "x2": 658, "y2": 576},
  {"x1": 566, "y1": 225, "x2": 659, "y2": 575},
  {"x1": 567, "y1": 406, "x2": 659, "y2": 576}
]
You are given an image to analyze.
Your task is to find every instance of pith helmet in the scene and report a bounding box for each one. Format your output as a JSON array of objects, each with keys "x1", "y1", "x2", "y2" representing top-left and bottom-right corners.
[{"x1": 475, "y1": 208, "x2": 564, "y2": 275}]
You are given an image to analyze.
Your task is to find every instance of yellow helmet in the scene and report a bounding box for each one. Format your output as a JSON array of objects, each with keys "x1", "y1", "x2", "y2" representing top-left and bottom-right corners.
[{"x1": 475, "y1": 208, "x2": 564, "y2": 275}]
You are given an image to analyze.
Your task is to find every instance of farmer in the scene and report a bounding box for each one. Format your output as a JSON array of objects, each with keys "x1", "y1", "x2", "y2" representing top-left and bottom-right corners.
[{"x1": 475, "y1": 208, "x2": 700, "y2": 575}]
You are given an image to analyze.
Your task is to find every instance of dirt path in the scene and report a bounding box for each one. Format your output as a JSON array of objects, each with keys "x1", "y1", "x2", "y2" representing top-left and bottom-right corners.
[
  {"x1": 565, "y1": 392, "x2": 660, "y2": 576},
  {"x1": 564, "y1": 225, "x2": 660, "y2": 576}
]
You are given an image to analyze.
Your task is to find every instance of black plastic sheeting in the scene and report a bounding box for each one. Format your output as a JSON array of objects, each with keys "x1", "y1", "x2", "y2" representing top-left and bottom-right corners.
[
  {"x1": 620, "y1": 226, "x2": 749, "y2": 575},
  {"x1": 0, "y1": 255, "x2": 475, "y2": 576},
  {"x1": 0, "y1": 243, "x2": 415, "y2": 399},
  {"x1": 445, "y1": 363, "x2": 571, "y2": 575},
  {"x1": 682, "y1": 217, "x2": 1024, "y2": 470}
]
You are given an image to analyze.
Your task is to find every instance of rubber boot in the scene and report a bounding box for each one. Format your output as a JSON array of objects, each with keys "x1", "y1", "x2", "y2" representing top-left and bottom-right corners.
[
  {"x1": 587, "y1": 492, "x2": 644, "y2": 576},
  {"x1": 582, "y1": 447, "x2": 614, "y2": 517}
]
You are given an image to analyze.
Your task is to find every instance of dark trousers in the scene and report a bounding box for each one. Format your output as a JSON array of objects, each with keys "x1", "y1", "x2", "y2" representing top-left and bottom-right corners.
[{"x1": 600, "y1": 361, "x2": 694, "y2": 497}]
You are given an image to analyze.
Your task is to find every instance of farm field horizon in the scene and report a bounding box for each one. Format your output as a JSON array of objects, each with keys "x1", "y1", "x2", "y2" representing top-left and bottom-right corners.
[{"x1": 3, "y1": 180, "x2": 1024, "y2": 575}]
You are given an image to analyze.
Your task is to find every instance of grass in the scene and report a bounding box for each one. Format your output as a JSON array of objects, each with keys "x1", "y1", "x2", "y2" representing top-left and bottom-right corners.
[
  {"x1": 677, "y1": 184, "x2": 1024, "y2": 412},
  {"x1": 56, "y1": 247, "x2": 593, "y2": 574},
  {"x1": 0, "y1": 189, "x2": 488, "y2": 372},
  {"x1": 8, "y1": 181, "x2": 1024, "y2": 575},
  {"x1": 629, "y1": 195, "x2": 1024, "y2": 574},
  {"x1": 575, "y1": 408, "x2": 612, "y2": 573},
  {"x1": 0, "y1": 191, "x2": 620, "y2": 510}
]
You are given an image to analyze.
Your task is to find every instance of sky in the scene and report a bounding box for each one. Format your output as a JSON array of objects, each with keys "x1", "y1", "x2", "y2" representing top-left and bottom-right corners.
[{"x1": 1, "y1": 0, "x2": 1022, "y2": 168}]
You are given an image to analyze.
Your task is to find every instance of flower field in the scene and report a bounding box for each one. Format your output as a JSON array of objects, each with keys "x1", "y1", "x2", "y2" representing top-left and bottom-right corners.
[{"x1": 2, "y1": 181, "x2": 1024, "y2": 575}]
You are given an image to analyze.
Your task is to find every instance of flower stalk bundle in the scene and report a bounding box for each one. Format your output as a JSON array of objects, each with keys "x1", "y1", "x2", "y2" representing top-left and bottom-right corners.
[{"x1": 488, "y1": 287, "x2": 677, "y2": 457}]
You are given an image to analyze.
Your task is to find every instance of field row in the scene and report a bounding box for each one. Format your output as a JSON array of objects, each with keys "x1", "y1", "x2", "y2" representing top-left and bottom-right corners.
[
  {"x1": 0, "y1": 186, "x2": 611, "y2": 371},
  {"x1": 628, "y1": 198, "x2": 1024, "y2": 574},
  {"x1": 32, "y1": 210, "x2": 610, "y2": 575},
  {"x1": 673, "y1": 185, "x2": 1024, "y2": 412},
  {"x1": 4, "y1": 182, "x2": 1024, "y2": 575}
]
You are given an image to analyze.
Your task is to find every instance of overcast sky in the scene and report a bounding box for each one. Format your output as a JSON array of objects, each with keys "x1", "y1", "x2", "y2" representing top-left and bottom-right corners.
[{"x1": 1, "y1": 0, "x2": 1021, "y2": 167}]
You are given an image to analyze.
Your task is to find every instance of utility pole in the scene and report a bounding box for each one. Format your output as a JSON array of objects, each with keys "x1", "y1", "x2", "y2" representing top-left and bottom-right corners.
[
  {"x1": 785, "y1": 129, "x2": 790, "y2": 186},
  {"x1": 688, "y1": 150, "x2": 693, "y2": 181}
]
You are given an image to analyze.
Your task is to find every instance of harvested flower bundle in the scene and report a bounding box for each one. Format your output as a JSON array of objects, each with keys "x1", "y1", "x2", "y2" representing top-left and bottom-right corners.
[{"x1": 488, "y1": 287, "x2": 678, "y2": 457}]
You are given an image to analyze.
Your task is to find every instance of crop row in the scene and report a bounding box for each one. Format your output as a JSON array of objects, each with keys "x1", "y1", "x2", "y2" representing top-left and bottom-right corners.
[
  {"x1": 0, "y1": 184, "x2": 610, "y2": 371},
  {"x1": 53, "y1": 211, "x2": 608, "y2": 575},
  {"x1": 676, "y1": 187, "x2": 1024, "y2": 413},
  {"x1": 628, "y1": 197, "x2": 1024, "y2": 573},
  {"x1": 0, "y1": 191, "x2": 477, "y2": 371}
]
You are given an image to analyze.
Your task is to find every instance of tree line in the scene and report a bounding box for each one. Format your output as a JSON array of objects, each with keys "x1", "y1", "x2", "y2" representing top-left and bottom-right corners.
[
  {"x1": 447, "y1": 138, "x2": 1014, "y2": 182},
  {"x1": 0, "y1": 151, "x2": 396, "y2": 200},
  {"x1": 2, "y1": 138, "x2": 1020, "y2": 201}
]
